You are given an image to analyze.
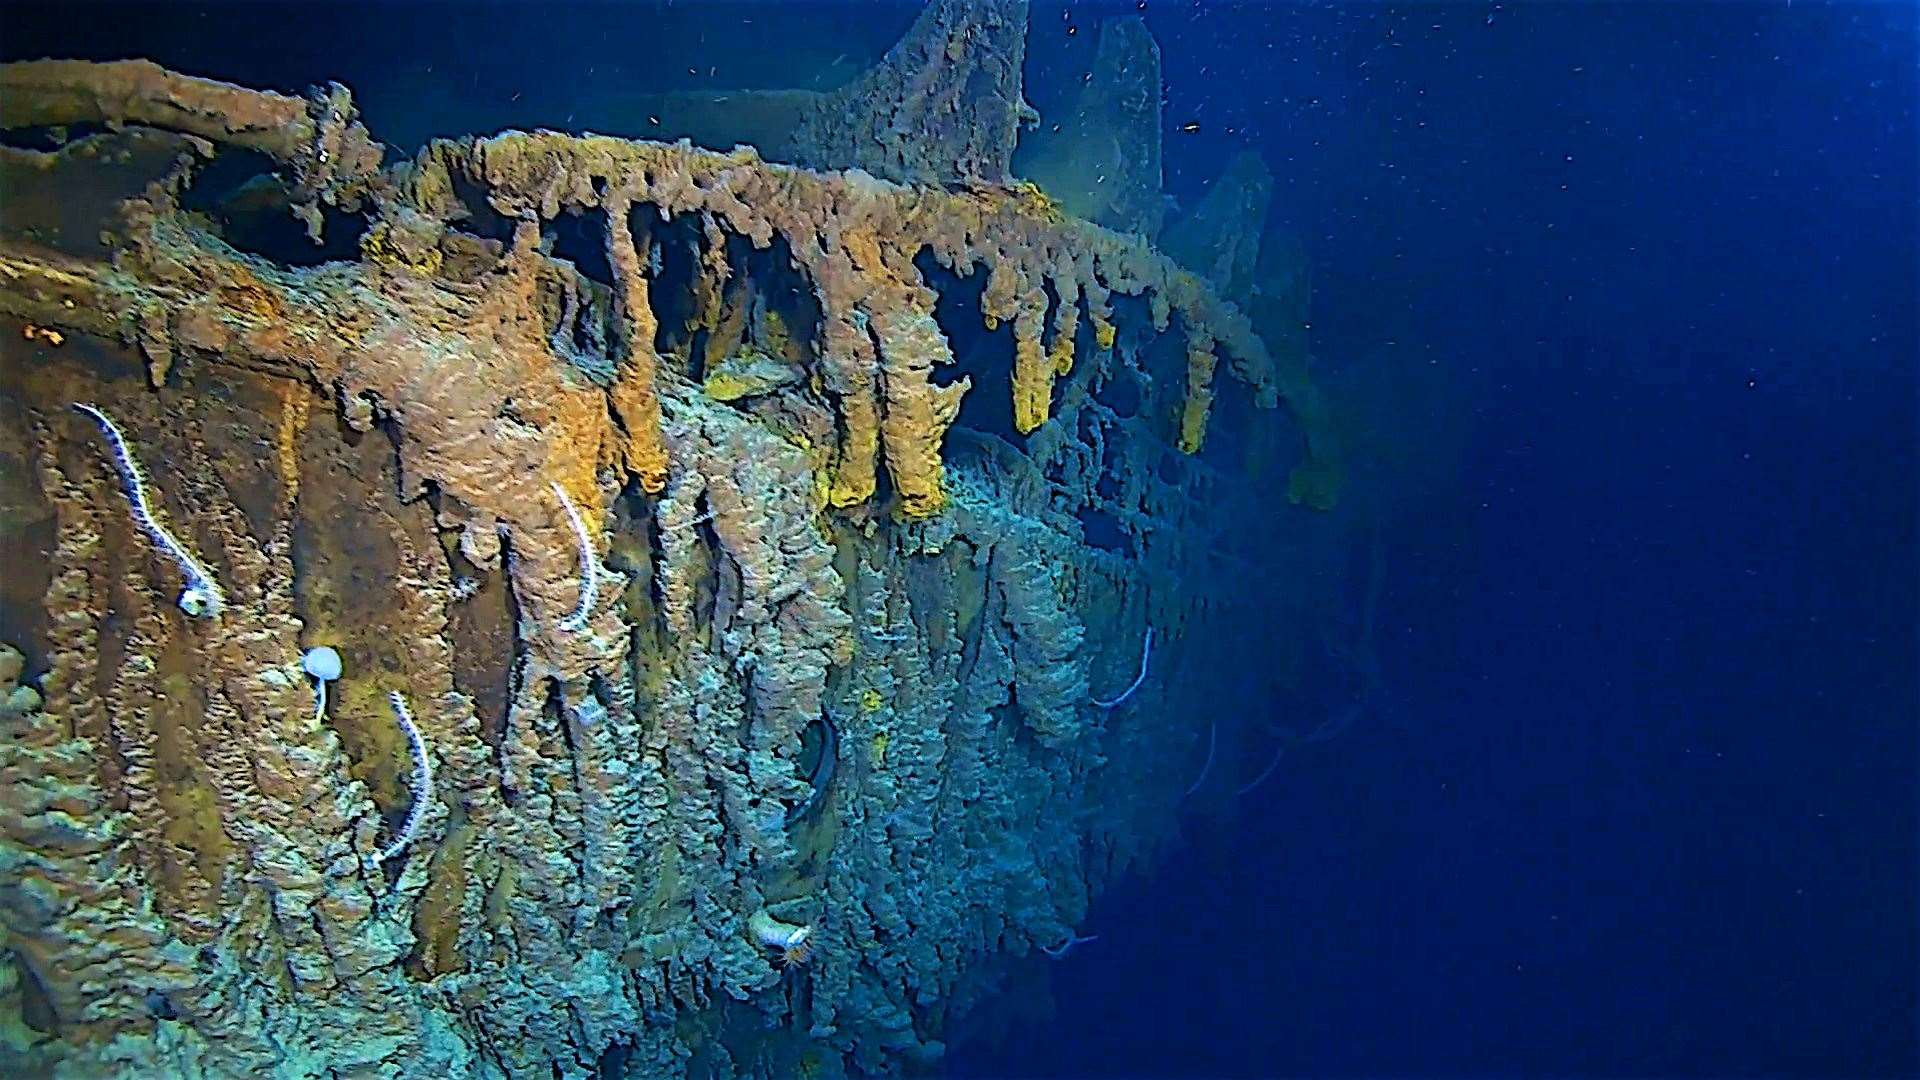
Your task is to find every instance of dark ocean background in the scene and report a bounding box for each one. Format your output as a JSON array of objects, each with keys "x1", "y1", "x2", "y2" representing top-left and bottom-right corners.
[{"x1": 6, "y1": 2, "x2": 1914, "y2": 1076}]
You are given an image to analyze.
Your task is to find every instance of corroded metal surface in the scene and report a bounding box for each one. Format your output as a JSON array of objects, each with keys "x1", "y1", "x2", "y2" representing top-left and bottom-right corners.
[{"x1": 0, "y1": 53, "x2": 1332, "y2": 1079}]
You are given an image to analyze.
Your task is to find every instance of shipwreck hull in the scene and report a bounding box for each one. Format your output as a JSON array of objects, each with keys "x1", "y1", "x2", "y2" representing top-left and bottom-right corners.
[{"x1": 0, "y1": 58, "x2": 1332, "y2": 1078}]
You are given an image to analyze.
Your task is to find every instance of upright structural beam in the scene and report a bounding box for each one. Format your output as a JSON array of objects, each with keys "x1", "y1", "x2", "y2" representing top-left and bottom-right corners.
[{"x1": 793, "y1": 0, "x2": 1035, "y2": 185}]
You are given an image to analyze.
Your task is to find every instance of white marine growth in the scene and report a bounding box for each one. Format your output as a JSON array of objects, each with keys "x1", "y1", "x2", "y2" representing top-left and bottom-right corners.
[
  {"x1": 72, "y1": 402, "x2": 227, "y2": 619},
  {"x1": 377, "y1": 691, "x2": 434, "y2": 862},
  {"x1": 551, "y1": 480, "x2": 600, "y2": 632}
]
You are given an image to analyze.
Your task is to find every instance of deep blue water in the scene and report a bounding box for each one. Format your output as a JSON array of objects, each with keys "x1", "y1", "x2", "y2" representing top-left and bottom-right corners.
[
  {"x1": 958, "y1": 3, "x2": 1918, "y2": 1077},
  {"x1": 6, "y1": 2, "x2": 1914, "y2": 1076}
]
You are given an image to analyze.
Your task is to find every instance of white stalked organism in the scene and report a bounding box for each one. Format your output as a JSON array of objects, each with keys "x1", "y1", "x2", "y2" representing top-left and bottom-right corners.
[
  {"x1": 1092, "y1": 625, "x2": 1154, "y2": 709},
  {"x1": 551, "y1": 480, "x2": 599, "y2": 632},
  {"x1": 747, "y1": 909, "x2": 814, "y2": 969},
  {"x1": 72, "y1": 402, "x2": 227, "y2": 619},
  {"x1": 302, "y1": 646, "x2": 342, "y2": 722},
  {"x1": 377, "y1": 691, "x2": 433, "y2": 863}
]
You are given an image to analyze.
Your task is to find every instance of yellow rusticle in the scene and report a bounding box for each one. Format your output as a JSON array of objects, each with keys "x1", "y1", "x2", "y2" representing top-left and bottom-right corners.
[{"x1": 1178, "y1": 330, "x2": 1220, "y2": 454}]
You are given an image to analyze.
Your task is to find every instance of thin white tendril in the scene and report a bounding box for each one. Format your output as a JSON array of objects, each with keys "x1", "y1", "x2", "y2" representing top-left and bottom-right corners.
[
  {"x1": 1092, "y1": 626, "x2": 1153, "y2": 708},
  {"x1": 551, "y1": 481, "x2": 598, "y2": 632},
  {"x1": 377, "y1": 691, "x2": 433, "y2": 863},
  {"x1": 660, "y1": 510, "x2": 714, "y2": 533},
  {"x1": 313, "y1": 680, "x2": 327, "y2": 725},
  {"x1": 1041, "y1": 932, "x2": 1098, "y2": 959},
  {"x1": 1182, "y1": 719, "x2": 1216, "y2": 800},
  {"x1": 72, "y1": 402, "x2": 226, "y2": 619},
  {"x1": 1236, "y1": 701, "x2": 1367, "y2": 798},
  {"x1": 1236, "y1": 742, "x2": 1287, "y2": 797}
]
